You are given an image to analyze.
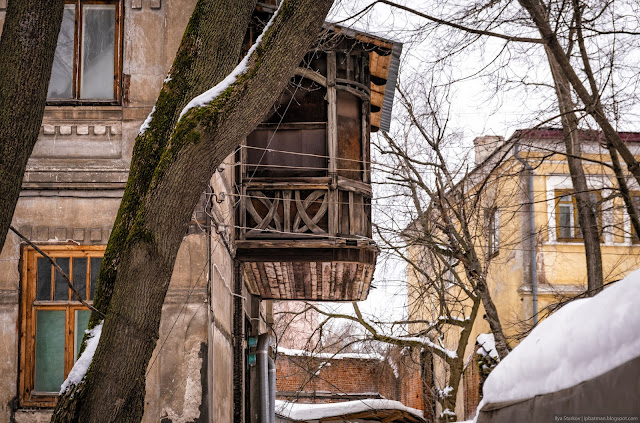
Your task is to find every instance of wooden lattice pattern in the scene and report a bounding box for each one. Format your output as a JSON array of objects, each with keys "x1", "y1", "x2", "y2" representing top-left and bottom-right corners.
[{"x1": 245, "y1": 189, "x2": 328, "y2": 236}]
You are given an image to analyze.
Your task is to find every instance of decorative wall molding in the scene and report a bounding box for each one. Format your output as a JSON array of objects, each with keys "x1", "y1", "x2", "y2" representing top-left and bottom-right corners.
[
  {"x1": 41, "y1": 124, "x2": 120, "y2": 137},
  {"x1": 131, "y1": 0, "x2": 161, "y2": 9},
  {"x1": 17, "y1": 225, "x2": 113, "y2": 244}
]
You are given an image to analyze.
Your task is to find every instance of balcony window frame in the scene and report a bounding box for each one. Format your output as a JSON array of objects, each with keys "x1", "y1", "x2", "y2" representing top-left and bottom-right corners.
[
  {"x1": 19, "y1": 245, "x2": 105, "y2": 408},
  {"x1": 46, "y1": 0, "x2": 123, "y2": 106}
]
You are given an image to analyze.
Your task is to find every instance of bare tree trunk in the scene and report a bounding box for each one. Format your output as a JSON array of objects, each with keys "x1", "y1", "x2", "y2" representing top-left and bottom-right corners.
[
  {"x1": 470, "y1": 274, "x2": 509, "y2": 359},
  {"x1": 547, "y1": 51, "x2": 604, "y2": 295},
  {"x1": 51, "y1": 0, "x2": 333, "y2": 422},
  {"x1": 607, "y1": 145, "x2": 640, "y2": 238},
  {"x1": 0, "y1": 0, "x2": 64, "y2": 250},
  {"x1": 518, "y1": 0, "x2": 640, "y2": 188},
  {"x1": 421, "y1": 349, "x2": 437, "y2": 423}
]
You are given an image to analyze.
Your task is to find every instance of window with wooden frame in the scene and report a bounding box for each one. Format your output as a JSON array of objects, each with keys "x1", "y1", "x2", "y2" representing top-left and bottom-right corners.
[
  {"x1": 629, "y1": 193, "x2": 640, "y2": 243},
  {"x1": 442, "y1": 254, "x2": 456, "y2": 289},
  {"x1": 555, "y1": 189, "x2": 601, "y2": 242},
  {"x1": 487, "y1": 208, "x2": 499, "y2": 257},
  {"x1": 19, "y1": 245, "x2": 104, "y2": 407},
  {"x1": 47, "y1": 0, "x2": 123, "y2": 103}
]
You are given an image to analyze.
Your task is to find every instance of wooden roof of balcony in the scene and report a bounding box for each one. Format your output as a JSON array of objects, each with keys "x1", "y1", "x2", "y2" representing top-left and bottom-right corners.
[
  {"x1": 236, "y1": 238, "x2": 377, "y2": 301},
  {"x1": 323, "y1": 23, "x2": 402, "y2": 132}
]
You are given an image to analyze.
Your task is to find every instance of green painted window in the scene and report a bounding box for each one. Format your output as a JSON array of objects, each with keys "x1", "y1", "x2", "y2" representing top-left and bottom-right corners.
[
  {"x1": 21, "y1": 247, "x2": 105, "y2": 407},
  {"x1": 34, "y1": 310, "x2": 66, "y2": 392}
]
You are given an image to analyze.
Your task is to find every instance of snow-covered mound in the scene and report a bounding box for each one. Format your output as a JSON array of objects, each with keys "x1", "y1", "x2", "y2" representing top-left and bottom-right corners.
[
  {"x1": 275, "y1": 399, "x2": 424, "y2": 421},
  {"x1": 482, "y1": 269, "x2": 640, "y2": 404}
]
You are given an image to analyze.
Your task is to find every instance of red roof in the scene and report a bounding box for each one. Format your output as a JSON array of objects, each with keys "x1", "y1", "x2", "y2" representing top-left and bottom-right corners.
[{"x1": 510, "y1": 128, "x2": 640, "y2": 143}]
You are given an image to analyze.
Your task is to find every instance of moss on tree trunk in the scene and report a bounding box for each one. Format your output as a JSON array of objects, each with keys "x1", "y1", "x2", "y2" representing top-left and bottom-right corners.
[{"x1": 52, "y1": 0, "x2": 334, "y2": 421}]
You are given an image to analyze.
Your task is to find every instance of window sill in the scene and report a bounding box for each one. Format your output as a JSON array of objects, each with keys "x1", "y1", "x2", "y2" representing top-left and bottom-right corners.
[{"x1": 43, "y1": 104, "x2": 123, "y2": 121}]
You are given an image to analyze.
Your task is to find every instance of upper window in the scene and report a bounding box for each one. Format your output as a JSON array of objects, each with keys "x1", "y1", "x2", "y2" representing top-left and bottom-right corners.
[
  {"x1": 47, "y1": 0, "x2": 122, "y2": 102},
  {"x1": 629, "y1": 193, "x2": 640, "y2": 243},
  {"x1": 555, "y1": 189, "x2": 601, "y2": 242},
  {"x1": 487, "y1": 208, "x2": 499, "y2": 256},
  {"x1": 19, "y1": 246, "x2": 104, "y2": 407}
]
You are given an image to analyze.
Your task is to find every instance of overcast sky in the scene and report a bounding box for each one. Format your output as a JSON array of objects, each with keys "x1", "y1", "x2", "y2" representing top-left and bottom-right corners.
[{"x1": 321, "y1": 0, "x2": 640, "y2": 325}]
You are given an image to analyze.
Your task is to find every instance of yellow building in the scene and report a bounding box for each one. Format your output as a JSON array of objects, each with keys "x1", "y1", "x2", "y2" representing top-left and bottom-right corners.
[{"x1": 406, "y1": 128, "x2": 640, "y2": 420}]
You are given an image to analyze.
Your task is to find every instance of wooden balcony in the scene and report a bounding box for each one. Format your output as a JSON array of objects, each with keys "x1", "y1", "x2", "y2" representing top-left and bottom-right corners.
[
  {"x1": 236, "y1": 178, "x2": 377, "y2": 301},
  {"x1": 235, "y1": 29, "x2": 400, "y2": 301}
]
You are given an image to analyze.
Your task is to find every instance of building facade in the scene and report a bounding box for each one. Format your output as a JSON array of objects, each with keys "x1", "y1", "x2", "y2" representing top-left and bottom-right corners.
[
  {"x1": 0, "y1": 1, "x2": 401, "y2": 422},
  {"x1": 407, "y1": 128, "x2": 640, "y2": 420}
]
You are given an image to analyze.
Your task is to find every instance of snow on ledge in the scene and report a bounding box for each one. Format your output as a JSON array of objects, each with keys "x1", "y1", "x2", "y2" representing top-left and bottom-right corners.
[
  {"x1": 178, "y1": 4, "x2": 280, "y2": 121},
  {"x1": 277, "y1": 346, "x2": 384, "y2": 361},
  {"x1": 482, "y1": 269, "x2": 640, "y2": 405},
  {"x1": 275, "y1": 399, "x2": 424, "y2": 421},
  {"x1": 60, "y1": 320, "x2": 104, "y2": 394}
]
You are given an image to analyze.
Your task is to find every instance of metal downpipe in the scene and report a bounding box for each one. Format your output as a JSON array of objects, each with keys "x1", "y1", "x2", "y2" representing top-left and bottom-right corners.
[
  {"x1": 268, "y1": 355, "x2": 276, "y2": 423},
  {"x1": 514, "y1": 141, "x2": 538, "y2": 326},
  {"x1": 257, "y1": 333, "x2": 274, "y2": 423}
]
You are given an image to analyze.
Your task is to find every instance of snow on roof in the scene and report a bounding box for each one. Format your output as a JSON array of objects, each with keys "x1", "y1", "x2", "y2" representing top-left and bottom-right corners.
[
  {"x1": 275, "y1": 399, "x2": 424, "y2": 421},
  {"x1": 277, "y1": 347, "x2": 384, "y2": 361},
  {"x1": 481, "y1": 269, "x2": 640, "y2": 405}
]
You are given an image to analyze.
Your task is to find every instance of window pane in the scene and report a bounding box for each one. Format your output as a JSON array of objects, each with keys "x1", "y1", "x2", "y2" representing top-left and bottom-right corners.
[
  {"x1": 35, "y1": 310, "x2": 66, "y2": 392},
  {"x1": 74, "y1": 310, "x2": 91, "y2": 360},
  {"x1": 73, "y1": 258, "x2": 88, "y2": 300},
  {"x1": 559, "y1": 204, "x2": 573, "y2": 238},
  {"x1": 90, "y1": 257, "x2": 103, "y2": 300},
  {"x1": 80, "y1": 5, "x2": 115, "y2": 99},
  {"x1": 54, "y1": 258, "x2": 70, "y2": 301},
  {"x1": 48, "y1": 5, "x2": 76, "y2": 99},
  {"x1": 36, "y1": 258, "x2": 52, "y2": 301}
]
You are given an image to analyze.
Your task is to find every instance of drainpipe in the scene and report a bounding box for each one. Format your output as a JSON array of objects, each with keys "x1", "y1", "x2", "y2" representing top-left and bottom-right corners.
[
  {"x1": 268, "y1": 356, "x2": 276, "y2": 423},
  {"x1": 513, "y1": 142, "x2": 539, "y2": 326},
  {"x1": 257, "y1": 333, "x2": 275, "y2": 423}
]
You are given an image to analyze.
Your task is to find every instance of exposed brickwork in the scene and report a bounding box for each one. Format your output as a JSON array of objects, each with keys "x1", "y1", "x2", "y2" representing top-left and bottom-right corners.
[
  {"x1": 276, "y1": 348, "x2": 429, "y2": 416},
  {"x1": 463, "y1": 352, "x2": 482, "y2": 419}
]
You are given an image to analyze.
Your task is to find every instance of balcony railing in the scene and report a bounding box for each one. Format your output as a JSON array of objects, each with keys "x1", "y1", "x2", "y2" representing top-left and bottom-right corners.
[{"x1": 238, "y1": 177, "x2": 371, "y2": 241}]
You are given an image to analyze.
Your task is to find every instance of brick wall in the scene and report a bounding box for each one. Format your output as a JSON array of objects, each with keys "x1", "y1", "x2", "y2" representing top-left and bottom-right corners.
[
  {"x1": 276, "y1": 348, "x2": 429, "y2": 416},
  {"x1": 463, "y1": 349, "x2": 482, "y2": 420}
]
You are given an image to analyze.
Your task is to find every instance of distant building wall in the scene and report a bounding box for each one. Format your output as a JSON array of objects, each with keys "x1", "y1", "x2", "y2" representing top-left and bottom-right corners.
[{"x1": 276, "y1": 349, "x2": 427, "y2": 415}]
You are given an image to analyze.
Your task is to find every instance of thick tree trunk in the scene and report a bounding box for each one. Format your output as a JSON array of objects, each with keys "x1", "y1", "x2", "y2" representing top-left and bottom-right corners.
[
  {"x1": 547, "y1": 51, "x2": 604, "y2": 295},
  {"x1": 52, "y1": 0, "x2": 333, "y2": 422},
  {"x1": 90, "y1": 0, "x2": 258, "y2": 323},
  {"x1": 0, "y1": 0, "x2": 64, "y2": 250}
]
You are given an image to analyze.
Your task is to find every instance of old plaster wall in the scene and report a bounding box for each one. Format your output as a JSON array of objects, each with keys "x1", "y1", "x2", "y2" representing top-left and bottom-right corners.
[
  {"x1": 0, "y1": 0, "x2": 229, "y2": 422},
  {"x1": 207, "y1": 156, "x2": 236, "y2": 423}
]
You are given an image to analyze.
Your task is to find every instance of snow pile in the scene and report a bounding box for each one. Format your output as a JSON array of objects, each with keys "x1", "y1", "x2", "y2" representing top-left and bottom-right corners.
[
  {"x1": 275, "y1": 399, "x2": 424, "y2": 420},
  {"x1": 482, "y1": 269, "x2": 640, "y2": 405},
  {"x1": 178, "y1": 5, "x2": 280, "y2": 121},
  {"x1": 437, "y1": 385, "x2": 454, "y2": 398},
  {"x1": 476, "y1": 333, "x2": 498, "y2": 360},
  {"x1": 277, "y1": 347, "x2": 384, "y2": 361},
  {"x1": 60, "y1": 321, "x2": 103, "y2": 394}
]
